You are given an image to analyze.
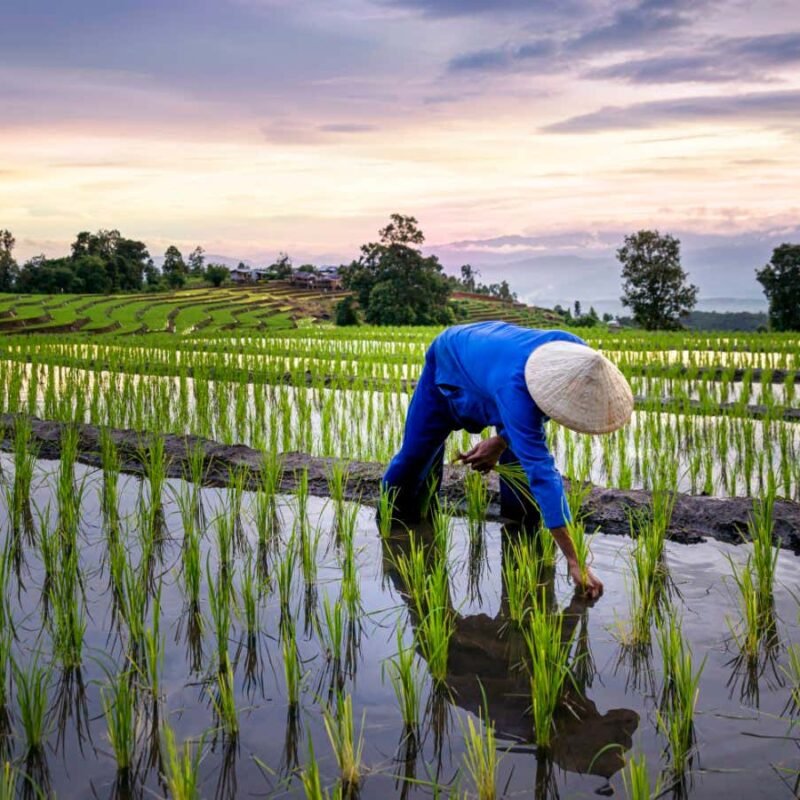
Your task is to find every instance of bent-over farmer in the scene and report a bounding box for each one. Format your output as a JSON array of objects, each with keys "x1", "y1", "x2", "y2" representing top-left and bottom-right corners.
[{"x1": 382, "y1": 321, "x2": 634, "y2": 599}]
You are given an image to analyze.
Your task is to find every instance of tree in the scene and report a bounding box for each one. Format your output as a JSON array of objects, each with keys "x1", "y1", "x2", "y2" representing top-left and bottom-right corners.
[
  {"x1": 460, "y1": 264, "x2": 479, "y2": 291},
  {"x1": 339, "y1": 214, "x2": 454, "y2": 326},
  {"x1": 756, "y1": 243, "x2": 800, "y2": 331},
  {"x1": 335, "y1": 295, "x2": 360, "y2": 326},
  {"x1": 271, "y1": 252, "x2": 293, "y2": 278},
  {"x1": 574, "y1": 300, "x2": 582, "y2": 318},
  {"x1": 0, "y1": 229, "x2": 18, "y2": 291},
  {"x1": 205, "y1": 263, "x2": 229, "y2": 287},
  {"x1": 163, "y1": 245, "x2": 187, "y2": 277},
  {"x1": 188, "y1": 246, "x2": 205, "y2": 276},
  {"x1": 618, "y1": 230, "x2": 698, "y2": 330}
]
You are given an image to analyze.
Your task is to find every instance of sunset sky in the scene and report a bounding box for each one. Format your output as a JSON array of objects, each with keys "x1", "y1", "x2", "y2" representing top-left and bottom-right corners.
[{"x1": 3, "y1": 0, "x2": 800, "y2": 308}]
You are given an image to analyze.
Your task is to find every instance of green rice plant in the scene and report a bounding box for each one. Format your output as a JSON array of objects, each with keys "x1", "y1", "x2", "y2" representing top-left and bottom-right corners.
[
  {"x1": 376, "y1": 483, "x2": 397, "y2": 540},
  {"x1": 460, "y1": 692, "x2": 498, "y2": 800},
  {"x1": 464, "y1": 470, "x2": 489, "y2": 541},
  {"x1": 727, "y1": 554, "x2": 777, "y2": 660},
  {"x1": 655, "y1": 613, "x2": 704, "y2": 777},
  {"x1": 209, "y1": 664, "x2": 238, "y2": 738},
  {"x1": 782, "y1": 642, "x2": 800, "y2": 712},
  {"x1": 747, "y1": 480, "x2": 778, "y2": 604},
  {"x1": 620, "y1": 753, "x2": 661, "y2": 800},
  {"x1": 415, "y1": 596, "x2": 454, "y2": 687},
  {"x1": 0, "y1": 762, "x2": 18, "y2": 799},
  {"x1": 299, "y1": 738, "x2": 341, "y2": 800},
  {"x1": 207, "y1": 555, "x2": 233, "y2": 672},
  {"x1": 322, "y1": 692, "x2": 365, "y2": 794},
  {"x1": 99, "y1": 426, "x2": 120, "y2": 533},
  {"x1": 238, "y1": 553, "x2": 260, "y2": 640},
  {"x1": 57, "y1": 424, "x2": 82, "y2": 550},
  {"x1": 161, "y1": 723, "x2": 204, "y2": 800},
  {"x1": 383, "y1": 626, "x2": 422, "y2": 734},
  {"x1": 337, "y1": 504, "x2": 361, "y2": 617},
  {"x1": 101, "y1": 670, "x2": 137, "y2": 774},
  {"x1": 295, "y1": 467, "x2": 310, "y2": 540},
  {"x1": 214, "y1": 511, "x2": 235, "y2": 578},
  {"x1": 182, "y1": 522, "x2": 202, "y2": 611},
  {"x1": 119, "y1": 557, "x2": 148, "y2": 656},
  {"x1": 318, "y1": 593, "x2": 345, "y2": 671},
  {"x1": 10, "y1": 414, "x2": 37, "y2": 535},
  {"x1": 327, "y1": 460, "x2": 349, "y2": 530},
  {"x1": 254, "y1": 450, "x2": 283, "y2": 548},
  {"x1": 503, "y1": 536, "x2": 546, "y2": 627},
  {"x1": 14, "y1": 657, "x2": 50, "y2": 754},
  {"x1": 299, "y1": 520, "x2": 322, "y2": 594},
  {"x1": 142, "y1": 434, "x2": 168, "y2": 538},
  {"x1": 143, "y1": 588, "x2": 164, "y2": 699},
  {"x1": 431, "y1": 502, "x2": 453, "y2": 563},
  {"x1": 281, "y1": 618, "x2": 302, "y2": 708},
  {"x1": 392, "y1": 532, "x2": 431, "y2": 620},
  {"x1": 523, "y1": 590, "x2": 574, "y2": 751},
  {"x1": 47, "y1": 548, "x2": 86, "y2": 670},
  {"x1": 276, "y1": 531, "x2": 298, "y2": 620}
]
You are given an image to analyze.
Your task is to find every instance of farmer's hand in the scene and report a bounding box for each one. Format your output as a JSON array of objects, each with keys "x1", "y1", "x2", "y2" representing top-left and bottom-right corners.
[
  {"x1": 568, "y1": 561, "x2": 604, "y2": 600},
  {"x1": 455, "y1": 435, "x2": 507, "y2": 473}
]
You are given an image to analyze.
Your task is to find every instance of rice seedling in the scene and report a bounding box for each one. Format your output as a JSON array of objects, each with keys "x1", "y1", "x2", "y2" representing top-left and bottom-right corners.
[
  {"x1": 207, "y1": 555, "x2": 233, "y2": 672},
  {"x1": 747, "y1": 480, "x2": 778, "y2": 604},
  {"x1": 281, "y1": 617, "x2": 303, "y2": 709},
  {"x1": 415, "y1": 597, "x2": 454, "y2": 687},
  {"x1": 727, "y1": 554, "x2": 778, "y2": 662},
  {"x1": 299, "y1": 738, "x2": 341, "y2": 800},
  {"x1": 464, "y1": 470, "x2": 489, "y2": 541},
  {"x1": 99, "y1": 426, "x2": 120, "y2": 535},
  {"x1": 254, "y1": 450, "x2": 282, "y2": 550},
  {"x1": 238, "y1": 553, "x2": 260, "y2": 640},
  {"x1": 384, "y1": 626, "x2": 422, "y2": 735},
  {"x1": 655, "y1": 612, "x2": 704, "y2": 778},
  {"x1": 276, "y1": 531, "x2": 298, "y2": 622},
  {"x1": 460, "y1": 693, "x2": 498, "y2": 800},
  {"x1": 523, "y1": 589, "x2": 574, "y2": 751},
  {"x1": 376, "y1": 483, "x2": 397, "y2": 539},
  {"x1": 322, "y1": 691, "x2": 365, "y2": 795},
  {"x1": 327, "y1": 460, "x2": 349, "y2": 530},
  {"x1": 295, "y1": 467, "x2": 310, "y2": 540},
  {"x1": 14, "y1": 657, "x2": 50, "y2": 754},
  {"x1": 318, "y1": 594, "x2": 345, "y2": 673},
  {"x1": 782, "y1": 642, "x2": 800, "y2": 712},
  {"x1": 0, "y1": 762, "x2": 17, "y2": 799},
  {"x1": 503, "y1": 536, "x2": 547, "y2": 628},
  {"x1": 620, "y1": 752, "x2": 661, "y2": 800},
  {"x1": 209, "y1": 664, "x2": 238, "y2": 738},
  {"x1": 143, "y1": 588, "x2": 164, "y2": 699},
  {"x1": 47, "y1": 547, "x2": 85, "y2": 670},
  {"x1": 161, "y1": 723, "x2": 204, "y2": 800},
  {"x1": 10, "y1": 415, "x2": 37, "y2": 536},
  {"x1": 101, "y1": 670, "x2": 137, "y2": 774}
]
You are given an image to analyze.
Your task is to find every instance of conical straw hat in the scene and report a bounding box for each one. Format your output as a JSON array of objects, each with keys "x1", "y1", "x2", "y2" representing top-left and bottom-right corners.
[{"x1": 524, "y1": 341, "x2": 634, "y2": 434}]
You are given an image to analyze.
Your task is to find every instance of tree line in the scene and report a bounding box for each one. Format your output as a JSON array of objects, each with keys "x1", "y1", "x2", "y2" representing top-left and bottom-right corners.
[{"x1": 1, "y1": 221, "x2": 797, "y2": 331}]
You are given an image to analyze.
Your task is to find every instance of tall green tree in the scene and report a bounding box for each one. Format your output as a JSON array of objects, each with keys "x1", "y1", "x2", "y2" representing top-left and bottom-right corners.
[
  {"x1": 756, "y1": 243, "x2": 800, "y2": 331},
  {"x1": 188, "y1": 246, "x2": 205, "y2": 276},
  {"x1": 340, "y1": 214, "x2": 453, "y2": 326},
  {"x1": 618, "y1": 230, "x2": 698, "y2": 330},
  {"x1": 162, "y1": 245, "x2": 187, "y2": 288},
  {"x1": 204, "y1": 263, "x2": 229, "y2": 287},
  {"x1": 270, "y1": 252, "x2": 293, "y2": 278},
  {"x1": 0, "y1": 229, "x2": 18, "y2": 291}
]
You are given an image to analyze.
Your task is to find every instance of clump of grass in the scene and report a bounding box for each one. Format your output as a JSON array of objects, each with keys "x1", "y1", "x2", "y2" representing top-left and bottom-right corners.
[
  {"x1": 460, "y1": 693, "x2": 498, "y2": 800},
  {"x1": 503, "y1": 536, "x2": 546, "y2": 627},
  {"x1": 384, "y1": 627, "x2": 422, "y2": 735},
  {"x1": 322, "y1": 692, "x2": 365, "y2": 795},
  {"x1": 523, "y1": 590, "x2": 573, "y2": 751},
  {"x1": 161, "y1": 723, "x2": 204, "y2": 800},
  {"x1": 10, "y1": 415, "x2": 37, "y2": 535},
  {"x1": 207, "y1": 555, "x2": 233, "y2": 673},
  {"x1": 747, "y1": 481, "x2": 778, "y2": 605},
  {"x1": 621, "y1": 752, "x2": 661, "y2": 800},
  {"x1": 782, "y1": 642, "x2": 800, "y2": 712},
  {"x1": 376, "y1": 483, "x2": 397, "y2": 540},
  {"x1": 464, "y1": 470, "x2": 490, "y2": 542},
  {"x1": 47, "y1": 548, "x2": 86, "y2": 670},
  {"x1": 254, "y1": 450, "x2": 282, "y2": 550},
  {"x1": 14, "y1": 657, "x2": 50, "y2": 755},
  {"x1": 209, "y1": 664, "x2": 238, "y2": 739},
  {"x1": 655, "y1": 612, "x2": 704, "y2": 778},
  {"x1": 281, "y1": 618, "x2": 303, "y2": 709},
  {"x1": 727, "y1": 553, "x2": 778, "y2": 663},
  {"x1": 101, "y1": 670, "x2": 137, "y2": 774}
]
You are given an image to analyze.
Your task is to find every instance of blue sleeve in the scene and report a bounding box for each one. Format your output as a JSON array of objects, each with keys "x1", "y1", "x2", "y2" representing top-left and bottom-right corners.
[{"x1": 496, "y1": 384, "x2": 570, "y2": 529}]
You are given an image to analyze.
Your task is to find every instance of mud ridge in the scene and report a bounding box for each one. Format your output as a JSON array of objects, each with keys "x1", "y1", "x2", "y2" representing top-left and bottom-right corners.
[{"x1": 1, "y1": 413, "x2": 798, "y2": 553}]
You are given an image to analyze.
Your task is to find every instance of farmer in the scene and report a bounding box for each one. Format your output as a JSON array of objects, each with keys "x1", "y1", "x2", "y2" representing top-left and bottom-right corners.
[{"x1": 382, "y1": 321, "x2": 634, "y2": 600}]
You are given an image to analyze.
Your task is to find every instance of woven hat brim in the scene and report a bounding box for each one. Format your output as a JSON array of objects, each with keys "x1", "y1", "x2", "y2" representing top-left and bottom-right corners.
[{"x1": 525, "y1": 342, "x2": 634, "y2": 435}]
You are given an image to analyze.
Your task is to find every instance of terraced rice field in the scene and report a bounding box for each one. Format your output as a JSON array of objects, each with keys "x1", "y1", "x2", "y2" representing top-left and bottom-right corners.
[
  {"x1": 0, "y1": 306, "x2": 798, "y2": 798},
  {"x1": 0, "y1": 282, "x2": 345, "y2": 336}
]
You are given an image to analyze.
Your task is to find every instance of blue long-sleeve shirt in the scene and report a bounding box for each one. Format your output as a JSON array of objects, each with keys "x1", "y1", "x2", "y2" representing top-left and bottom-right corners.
[{"x1": 431, "y1": 322, "x2": 586, "y2": 528}]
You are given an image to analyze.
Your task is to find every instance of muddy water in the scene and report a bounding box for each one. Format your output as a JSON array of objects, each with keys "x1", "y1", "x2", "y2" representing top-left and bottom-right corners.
[{"x1": 1, "y1": 456, "x2": 799, "y2": 799}]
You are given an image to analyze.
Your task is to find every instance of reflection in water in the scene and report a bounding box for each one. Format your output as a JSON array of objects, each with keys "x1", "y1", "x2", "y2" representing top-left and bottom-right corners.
[{"x1": 381, "y1": 520, "x2": 639, "y2": 794}]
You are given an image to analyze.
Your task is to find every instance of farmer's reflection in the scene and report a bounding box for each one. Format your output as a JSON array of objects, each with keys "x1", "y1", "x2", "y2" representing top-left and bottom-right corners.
[{"x1": 380, "y1": 520, "x2": 639, "y2": 782}]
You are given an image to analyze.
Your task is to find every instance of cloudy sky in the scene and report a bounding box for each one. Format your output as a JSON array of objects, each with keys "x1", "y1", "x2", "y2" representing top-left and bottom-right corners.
[{"x1": 3, "y1": 0, "x2": 800, "y2": 309}]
